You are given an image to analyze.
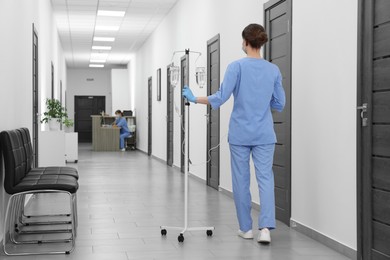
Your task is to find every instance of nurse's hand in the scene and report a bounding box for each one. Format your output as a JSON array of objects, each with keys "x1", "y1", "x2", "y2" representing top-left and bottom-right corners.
[{"x1": 182, "y1": 86, "x2": 197, "y2": 103}]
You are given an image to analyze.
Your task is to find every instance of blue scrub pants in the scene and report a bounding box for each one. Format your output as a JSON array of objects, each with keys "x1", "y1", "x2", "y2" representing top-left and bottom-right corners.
[
  {"x1": 229, "y1": 143, "x2": 276, "y2": 232},
  {"x1": 120, "y1": 132, "x2": 131, "y2": 149}
]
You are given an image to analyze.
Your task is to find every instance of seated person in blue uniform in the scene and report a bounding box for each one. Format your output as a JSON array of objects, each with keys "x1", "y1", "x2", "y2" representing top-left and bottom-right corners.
[{"x1": 113, "y1": 110, "x2": 131, "y2": 151}]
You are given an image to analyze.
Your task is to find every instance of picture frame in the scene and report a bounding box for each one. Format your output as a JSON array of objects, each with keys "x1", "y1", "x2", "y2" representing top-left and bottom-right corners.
[{"x1": 157, "y1": 68, "x2": 161, "y2": 101}]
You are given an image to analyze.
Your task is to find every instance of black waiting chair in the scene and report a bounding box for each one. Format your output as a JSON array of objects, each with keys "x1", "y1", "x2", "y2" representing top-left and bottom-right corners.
[
  {"x1": 0, "y1": 128, "x2": 79, "y2": 256},
  {"x1": 17, "y1": 128, "x2": 79, "y2": 227}
]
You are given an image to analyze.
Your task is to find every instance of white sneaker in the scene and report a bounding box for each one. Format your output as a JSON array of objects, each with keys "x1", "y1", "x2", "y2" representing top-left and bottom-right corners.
[
  {"x1": 120, "y1": 148, "x2": 126, "y2": 152},
  {"x1": 257, "y1": 228, "x2": 271, "y2": 244},
  {"x1": 237, "y1": 230, "x2": 253, "y2": 239}
]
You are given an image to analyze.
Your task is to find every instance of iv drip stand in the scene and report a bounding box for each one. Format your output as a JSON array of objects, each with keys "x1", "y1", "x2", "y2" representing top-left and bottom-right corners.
[{"x1": 160, "y1": 49, "x2": 215, "y2": 243}]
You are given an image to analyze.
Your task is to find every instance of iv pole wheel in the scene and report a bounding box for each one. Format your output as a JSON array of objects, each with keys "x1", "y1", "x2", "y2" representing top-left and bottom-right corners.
[
  {"x1": 161, "y1": 229, "x2": 167, "y2": 236},
  {"x1": 206, "y1": 230, "x2": 213, "y2": 236},
  {"x1": 178, "y1": 234, "x2": 184, "y2": 243}
]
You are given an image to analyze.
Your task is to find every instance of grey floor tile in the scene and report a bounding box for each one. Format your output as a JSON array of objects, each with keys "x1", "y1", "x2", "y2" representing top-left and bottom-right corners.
[{"x1": 0, "y1": 144, "x2": 353, "y2": 260}]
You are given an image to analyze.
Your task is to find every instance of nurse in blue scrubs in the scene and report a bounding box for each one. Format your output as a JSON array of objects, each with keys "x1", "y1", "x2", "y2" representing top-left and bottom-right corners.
[
  {"x1": 183, "y1": 24, "x2": 285, "y2": 244},
  {"x1": 113, "y1": 110, "x2": 131, "y2": 151}
]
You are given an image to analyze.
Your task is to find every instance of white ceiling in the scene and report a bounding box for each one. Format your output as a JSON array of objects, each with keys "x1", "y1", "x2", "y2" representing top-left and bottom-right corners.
[{"x1": 51, "y1": 0, "x2": 179, "y2": 68}]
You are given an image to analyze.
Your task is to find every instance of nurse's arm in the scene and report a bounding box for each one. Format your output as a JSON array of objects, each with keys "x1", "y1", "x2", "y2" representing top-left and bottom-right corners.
[
  {"x1": 270, "y1": 71, "x2": 286, "y2": 112},
  {"x1": 196, "y1": 96, "x2": 210, "y2": 105},
  {"x1": 205, "y1": 63, "x2": 239, "y2": 109}
]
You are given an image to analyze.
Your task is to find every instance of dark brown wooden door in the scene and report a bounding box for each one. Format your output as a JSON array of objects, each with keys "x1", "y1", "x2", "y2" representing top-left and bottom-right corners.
[
  {"x1": 74, "y1": 96, "x2": 105, "y2": 143},
  {"x1": 167, "y1": 65, "x2": 174, "y2": 166},
  {"x1": 358, "y1": 0, "x2": 390, "y2": 259},
  {"x1": 207, "y1": 34, "x2": 221, "y2": 190},
  {"x1": 180, "y1": 55, "x2": 188, "y2": 173},
  {"x1": 264, "y1": 0, "x2": 292, "y2": 226},
  {"x1": 32, "y1": 24, "x2": 39, "y2": 167},
  {"x1": 148, "y1": 77, "x2": 152, "y2": 156}
]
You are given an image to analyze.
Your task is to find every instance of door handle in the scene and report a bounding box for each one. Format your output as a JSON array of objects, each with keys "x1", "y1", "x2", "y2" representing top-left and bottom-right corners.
[
  {"x1": 357, "y1": 103, "x2": 368, "y2": 127},
  {"x1": 205, "y1": 114, "x2": 210, "y2": 123}
]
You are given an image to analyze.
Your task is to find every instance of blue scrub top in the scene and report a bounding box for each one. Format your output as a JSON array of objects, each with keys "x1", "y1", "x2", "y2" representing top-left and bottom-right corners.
[
  {"x1": 115, "y1": 117, "x2": 130, "y2": 135},
  {"x1": 208, "y1": 57, "x2": 285, "y2": 145}
]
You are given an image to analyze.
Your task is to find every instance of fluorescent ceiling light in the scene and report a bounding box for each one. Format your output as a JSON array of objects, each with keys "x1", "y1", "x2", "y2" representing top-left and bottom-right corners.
[
  {"x1": 94, "y1": 37, "x2": 115, "y2": 42},
  {"x1": 90, "y1": 59, "x2": 106, "y2": 63},
  {"x1": 91, "y1": 53, "x2": 109, "y2": 59},
  {"x1": 95, "y1": 26, "x2": 120, "y2": 31},
  {"x1": 89, "y1": 64, "x2": 104, "y2": 68},
  {"x1": 98, "y1": 10, "x2": 125, "y2": 17},
  {"x1": 92, "y1": 46, "x2": 112, "y2": 50}
]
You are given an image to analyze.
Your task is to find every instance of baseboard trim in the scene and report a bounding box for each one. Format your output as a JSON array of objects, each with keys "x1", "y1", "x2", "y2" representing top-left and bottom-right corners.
[
  {"x1": 290, "y1": 219, "x2": 357, "y2": 260},
  {"x1": 136, "y1": 148, "x2": 148, "y2": 155},
  {"x1": 136, "y1": 149, "x2": 172, "y2": 167},
  {"x1": 188, "y1": 172, "x2": 206, "y2": 184},
  {"x1": 151, "y1": 154, "x2": 167, "y2": 165},
  {"x1": 218, "y1": 188, "x2": 356, "y2": 259},
  {"x1": 144, "y1": 153, "x2": 207, "y2": 184}
]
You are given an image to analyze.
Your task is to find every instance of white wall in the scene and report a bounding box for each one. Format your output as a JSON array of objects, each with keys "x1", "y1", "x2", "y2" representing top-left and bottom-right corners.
[
  {"x1": 291, "y1": 0, "x2": 358, "y2": 250},
  {"x1": 132, "y1": 0, "x2": 359, "y2": 252},
  {"x1": 112, "y1": 69, "x2": 131, "y2": 113},
  {"x1": 131, "y1": 0, "x2": 267, "y2": 192},
  {"x1": 37, "y1": 0, "x2": 67, "y2": 131},
  {"x1": 0, "y1": 0, "x2": 66, "y2": 239}
]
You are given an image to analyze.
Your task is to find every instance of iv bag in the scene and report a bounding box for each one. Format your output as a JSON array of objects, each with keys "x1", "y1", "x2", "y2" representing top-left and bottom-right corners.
[
  {"x1": 196, "y1": 67, "x2": 206, "y2": 88},
  {"x1": 170, "y1": 66, "x2": 180, "y2": 87}
]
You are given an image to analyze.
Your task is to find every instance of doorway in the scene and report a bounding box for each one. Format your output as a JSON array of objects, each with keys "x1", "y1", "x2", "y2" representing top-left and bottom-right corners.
[
  {"x1": 167, "y1": 65, "x2": 174, "y2": 166},
  {"x1": 358, "y1": 0, "x2": 390, "y2": 259},
  {"x1": 32, "y1": 24, "x2": 39, "y2": 168},
  {"x1": 148, "y1": 77, "x2": 152, "y2": 156},
  {"x1": 74, "y1": 96, "x2": 105, "y2": 143},
  {"x1": 206, "y1": 34, "x2": 221, "y2": 190},
  {"x1": 180, "y1": 55, "x2": 189, "y2": 173},
  {"x1": 264, "y1": 0, "x2": 292, "y2": 226}
]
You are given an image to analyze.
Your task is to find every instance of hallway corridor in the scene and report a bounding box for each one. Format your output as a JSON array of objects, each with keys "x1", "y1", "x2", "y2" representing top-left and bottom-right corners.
[{"x1": 1, "y1": 144, "x2": 350, "y2": 260}]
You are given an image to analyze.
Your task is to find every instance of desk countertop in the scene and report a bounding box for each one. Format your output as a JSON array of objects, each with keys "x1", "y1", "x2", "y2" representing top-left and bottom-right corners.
[
  {"x1": 100, "y1": 126, "x2": 120, "y2": 130},
  {"x1": 91, "y1": 115, "x2": 135, "y2": 118}
]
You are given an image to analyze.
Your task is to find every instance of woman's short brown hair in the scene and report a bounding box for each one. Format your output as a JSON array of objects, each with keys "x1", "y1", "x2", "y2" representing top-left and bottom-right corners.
[
  {"x1": 115, "y1": 110, "x2": 123, "y2": 116},
  {"x1": 242, "y1": 23, "x2": 268, "y2": 49}
]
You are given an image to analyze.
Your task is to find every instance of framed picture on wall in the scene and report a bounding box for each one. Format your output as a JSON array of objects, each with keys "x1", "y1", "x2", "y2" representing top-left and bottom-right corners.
[{"x1": 157, "y1": 68, "x2": 161, "y2": 101}]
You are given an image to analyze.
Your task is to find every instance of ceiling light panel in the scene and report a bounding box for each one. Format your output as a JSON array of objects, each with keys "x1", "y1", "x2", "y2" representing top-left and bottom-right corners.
[
  {"x1": 98, "y1": 10, "x2": 126, "y2": 17},
  {"x1": 90, "y1": 59, "x2": 106, "y2": 63},
  {"x1": 89, "y1": 64, "x2": 105, "y2": 68},
  {"x1": 52, "y1": 0, "x2": 180, "y2": 68},
  {"x1": 94, "y1": 37, "x2": 115, "y2": 42},
  {"x1": 92, "y1": 46, "x2": 112, "y2": 50}
]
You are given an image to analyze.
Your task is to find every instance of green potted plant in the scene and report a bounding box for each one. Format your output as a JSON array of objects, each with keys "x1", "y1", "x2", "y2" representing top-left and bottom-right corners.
[
  {"x1": 63, "y1": 117, "x2": 74, "y2": 133},
  {"x1": 41, "y1": 99, "x2": 67, "y2": 131}
]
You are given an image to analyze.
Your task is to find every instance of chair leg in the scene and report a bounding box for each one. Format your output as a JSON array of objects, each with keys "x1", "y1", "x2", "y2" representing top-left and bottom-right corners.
[
  {"x1": 10, "y1": 195, "x2": 24, "y2": 243},
  {"x1": 3, "y1": 191, "x2": 77, "y2": 256},
  {"x1": 18, "y1": 194, "x2": 73, "y2": 226},
  {"x1": 21, "y1": 194, "x2": 70, "y2": 219},
  {"x1": 3, "y1": 194, "x2": 20, "y2": 255}
]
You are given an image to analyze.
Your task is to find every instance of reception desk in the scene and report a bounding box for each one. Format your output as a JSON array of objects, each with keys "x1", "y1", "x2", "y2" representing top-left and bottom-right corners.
[{"x1": 91, "y1": 115, "x2": 136, "y2": 151}]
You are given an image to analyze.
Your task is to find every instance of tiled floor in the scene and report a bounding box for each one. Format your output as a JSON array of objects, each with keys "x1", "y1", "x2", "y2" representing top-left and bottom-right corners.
[{"x1": 1, "y1": 144, "x2": 351, "y2": 260}]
